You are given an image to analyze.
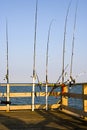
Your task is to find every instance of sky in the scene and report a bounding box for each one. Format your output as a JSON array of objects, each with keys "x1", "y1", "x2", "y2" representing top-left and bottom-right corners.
[{"x1": 0, "y1": 0, "x2": 87, "y2": 83}]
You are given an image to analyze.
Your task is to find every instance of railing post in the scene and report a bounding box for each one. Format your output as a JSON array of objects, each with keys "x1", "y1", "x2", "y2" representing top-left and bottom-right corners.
[
  {"x1": 83, "y1": 84, "x2": 87, "y2": 118},
  {"x1": 62, "y1": 84, "x2": 68, "y2": 109},
  {"x1": 32, "y1": 77, "x2": 35, "y2": 111},
  {"x1": 6, "y1": 83, "x2": 10, "y2": 112},
  {"x1": 46, "y1": 84, "x2": 48, "y2": 110}
]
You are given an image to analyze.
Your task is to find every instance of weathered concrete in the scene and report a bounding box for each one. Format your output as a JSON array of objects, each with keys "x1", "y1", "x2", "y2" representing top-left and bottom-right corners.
[{"x1": 0, "y1": 110, "x2": 87, "y2": 130}]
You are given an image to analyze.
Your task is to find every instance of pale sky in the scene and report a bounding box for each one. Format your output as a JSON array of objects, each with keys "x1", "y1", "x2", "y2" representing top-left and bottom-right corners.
[{"x1": 0, "y1": 0, "x2": 87, "y2": 83}]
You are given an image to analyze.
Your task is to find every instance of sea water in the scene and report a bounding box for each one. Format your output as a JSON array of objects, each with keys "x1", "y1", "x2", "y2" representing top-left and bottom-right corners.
[
  {"x1": 68, "y1": 85, "x2": 83, "y2": 110},
  {"x1": 0, "y1": 84, "x2": 83, "y2": 110}
]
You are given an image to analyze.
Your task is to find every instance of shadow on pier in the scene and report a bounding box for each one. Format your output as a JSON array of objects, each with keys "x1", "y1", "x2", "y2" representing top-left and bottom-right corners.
[{"x1": 0, "y1": 110, "x2": 87, "y2": 130}]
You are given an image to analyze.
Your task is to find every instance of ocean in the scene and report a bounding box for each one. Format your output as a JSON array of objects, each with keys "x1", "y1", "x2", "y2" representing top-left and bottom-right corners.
[{"x1": 0, "y1": 84, "x2": 83, "y2": 110}]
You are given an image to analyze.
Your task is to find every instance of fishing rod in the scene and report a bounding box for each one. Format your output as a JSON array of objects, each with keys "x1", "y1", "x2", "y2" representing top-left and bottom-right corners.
[
  {"x1": 36, "y1": 72, "x2": 42, "y2": 90},
  {"x1": 49, "y1": 1, "x2": 72, "y2": 98},
  {"x1": 0, "y1": 20, "x2": 11, "y2": 105},
  {"x1": 69, "y1": 0, "x2": 79, "y2": 84},
  {"x1": 32, "y1": 0, "x2": 38, "y2": 111},
  {"x1": 1, "y1": 20, "x2": 9, "y2": 105},
  {"x1": 62, "y1": 0, "x2": 72, "y2": 83},
  {"x1": 6, "y1": 20, "x2": 9, "y2": 84},
  {"x1": 57, "y1": 0, "x2": 72, "y2": 107},
  {"x1": 49, "y1": 0, "x2": 72, "y2": 98},
  {"x1": 6, "y1": 20, "x2": 11, "y2": 108},
  {"x1": 46, "y1": 20, "x2": 54, "y2": 84},
  {"x1": 49, "y1": 64, "x2": 68, "y2": 96},
  {"x1": 46, "y1": 19, "x2": 54, "y2": 110},
  {"x1": 56, "y1": 64, "x2": 68, "y2": 83}
]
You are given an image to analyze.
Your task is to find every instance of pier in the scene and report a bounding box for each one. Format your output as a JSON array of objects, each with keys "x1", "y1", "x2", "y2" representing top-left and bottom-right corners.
[
  {"x1": 0, "y1": 83, "x2": 87, "y2": 129},
  {"x1": 0, "y1": 110, "x2": 87, "y2": 130}
]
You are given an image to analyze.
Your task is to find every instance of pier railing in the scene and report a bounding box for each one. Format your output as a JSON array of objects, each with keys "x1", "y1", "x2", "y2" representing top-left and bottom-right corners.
[
  {"x1": 0, "y1": 83, "x2": 60, "y2": 111},
  {"x1": 61, "y1": 83, "x2": 87, "y2": 118},
  {"x1": 0, "y1": 83, "x2": 87, "y2": 118}
]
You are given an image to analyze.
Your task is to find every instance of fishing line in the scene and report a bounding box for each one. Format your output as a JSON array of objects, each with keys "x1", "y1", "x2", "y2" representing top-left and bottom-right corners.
[
  {"x1": 70, "y1": 0, "x2": 79, "y2": 81},
  {"x1": 62, "y1": 0, "x2": 72, "y2": 83}
]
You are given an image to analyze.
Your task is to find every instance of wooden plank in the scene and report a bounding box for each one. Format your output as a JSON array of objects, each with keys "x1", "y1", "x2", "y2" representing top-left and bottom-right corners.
[
  {"x1": 0, "y1": 92, "x2": 60, "y2": 97},
  {"x1": 0, "y1": 106, "x2": 7, "y2": 110},
  {"x1": 11, "y1": 104, "x2": 60, "y2": 110},
  {"x1": 62, "y1": 85, "x2": 68, "y2": 107},
  {"x1": 10, "y1": 105, "x2": 32, "y2": 110},
  {"x1": 6, "y1": 84, "x2": 10, "y2": 112},
  {"x1": 62, "y1": 105, "x2": 87, "y2": 117},
  {"x1": 10, "y1": 92, "x2": 32, "y2": 97},
  {"x1": 34, "y1": 104, "x2": 60, "y2": 109},
  {"x1": 0, "y1": 82, "x2": 87, "y2": 88},
  {"x1": 63, "y1": 93, "x2": 87, "y2": 99},
  {"x1": 0, "y1": 110, "x2": 87, "y2": 130},
  {"x1": 0, "y1": 83, "x2": 32, "y2": 87},
  {"x1": 83, "y1": 84, "x2": 87, "y2": 112},
  {"x1": 49, "y1": 104, "x2": 60, "y2": 109},
  {"x1": 0, "y1": 82, "x2": 76, "y2": 87},
  {"x1": 0, "y1": 104, "x2": 60, "y2": 111},
  {"x1": 0, "y1": 93, "x2": 32, "y2": 97}
]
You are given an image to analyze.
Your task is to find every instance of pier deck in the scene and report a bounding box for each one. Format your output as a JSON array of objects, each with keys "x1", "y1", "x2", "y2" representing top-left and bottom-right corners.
[{"x1": 0, "y1": 110, "x2": 87, "y2": 130}]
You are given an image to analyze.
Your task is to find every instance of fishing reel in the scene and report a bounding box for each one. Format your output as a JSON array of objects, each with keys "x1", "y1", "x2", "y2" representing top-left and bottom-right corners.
[{"x1": 67, "y1": 76, "x2": 75, "y2": 89}]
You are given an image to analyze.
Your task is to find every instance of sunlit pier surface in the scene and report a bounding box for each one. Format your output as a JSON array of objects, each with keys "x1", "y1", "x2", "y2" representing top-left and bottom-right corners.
[{"x1": 0, "y1": 110, "x2": 87, "y2": 130}]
